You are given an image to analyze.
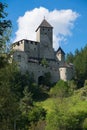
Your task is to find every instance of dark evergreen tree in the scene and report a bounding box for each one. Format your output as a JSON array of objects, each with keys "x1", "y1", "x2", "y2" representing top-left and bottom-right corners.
[
  {"x1": 66, "y1": 44, "x2": 87, "y2": 87},
  {"x1": 0, "y1": 2, "x2": 11, "y2": 53}
]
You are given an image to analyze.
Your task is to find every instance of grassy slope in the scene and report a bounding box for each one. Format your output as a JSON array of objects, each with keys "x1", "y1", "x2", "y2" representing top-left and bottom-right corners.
[{"x1": 37, "y1": 86, "x2": 87, "y2": 114}]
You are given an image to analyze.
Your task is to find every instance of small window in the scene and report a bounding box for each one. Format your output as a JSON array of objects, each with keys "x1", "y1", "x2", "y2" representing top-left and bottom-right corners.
[
  {"x1": 17, "y1": 42, "x2": 20, "y2": 46},
  {"x1": 45, "y1": 33, "x2": 47, "y2": 35},
  {"x1": 60, "y1": 69, "x2": 62, "y2": 71},
  {"x1": 17, "y1": 55, "x2": 21, "y2": 62}
]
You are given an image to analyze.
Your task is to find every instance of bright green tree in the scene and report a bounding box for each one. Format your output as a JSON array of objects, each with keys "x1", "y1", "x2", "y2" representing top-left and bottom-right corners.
[
  {"x1": 46, "y1": 86, "x2": 87, "y2": 130},
  {"x1": 50, "y1": 80, "x2": 69, "y2": 98}
]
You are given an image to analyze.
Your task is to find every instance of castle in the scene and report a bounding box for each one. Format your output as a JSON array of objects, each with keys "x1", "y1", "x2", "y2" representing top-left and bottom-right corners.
[{"x1": 12, "y1": 19, "x2": 74, "y2": 84}]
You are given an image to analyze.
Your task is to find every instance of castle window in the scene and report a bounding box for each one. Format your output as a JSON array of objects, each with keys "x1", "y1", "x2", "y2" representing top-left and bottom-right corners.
[
  {"x1": 17, "y1": 42, "x2": 20, "y2": 46},
  {"x1": 17, "y1": 55, "x2": 21, "y2": 62},
  {"x1": 34, "y1": 48, "x2": 36, "y2": 51},
  {"x1": 45, "y1": 33, "x2": 47, "y2": 35},
  {"x1": 31, "y1": 41, "x2": 33, "y2": 44}
]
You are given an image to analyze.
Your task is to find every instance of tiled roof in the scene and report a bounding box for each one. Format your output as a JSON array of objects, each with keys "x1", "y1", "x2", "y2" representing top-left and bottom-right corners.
[{"x1": 36, "y1": 19, "x2": 53, "y2": 31}]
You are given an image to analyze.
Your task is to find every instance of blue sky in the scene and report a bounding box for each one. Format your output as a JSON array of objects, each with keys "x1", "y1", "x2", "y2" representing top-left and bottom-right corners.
[{"x1": 1, "y1": 0, "x2": 87, "y2": 54}]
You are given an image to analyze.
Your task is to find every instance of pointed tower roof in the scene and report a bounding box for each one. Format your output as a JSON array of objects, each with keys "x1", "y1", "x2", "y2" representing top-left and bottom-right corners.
[
  {"x1": 56, "y1": 47, "x2": 65, "y2": 55},
  {"x1": 36, "y1": 19, "x2": 53, "y2": 32}
]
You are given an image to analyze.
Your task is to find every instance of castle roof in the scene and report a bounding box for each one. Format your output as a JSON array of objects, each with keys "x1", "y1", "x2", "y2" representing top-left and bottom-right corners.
[
  {"x1": 36, "y1": 19, "x2": 53, "y2": 32},
  {"x1": 56, "y1": 47, "x2": 65, "y2": 55}
]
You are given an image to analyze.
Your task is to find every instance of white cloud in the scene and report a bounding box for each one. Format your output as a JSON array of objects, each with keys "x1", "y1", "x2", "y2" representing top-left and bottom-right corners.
[{"x1": 14, "y1": 7, "x2": 79, "y2": 50}]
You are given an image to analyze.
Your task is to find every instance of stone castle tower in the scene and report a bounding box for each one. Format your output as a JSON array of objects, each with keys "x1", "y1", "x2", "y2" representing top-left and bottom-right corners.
[
  {"x1": 12, "y1": 18, "x2": 74, "y2": 84},
  {"x1": 36, "y1": 19, "x2": 55, "y2": 59}
]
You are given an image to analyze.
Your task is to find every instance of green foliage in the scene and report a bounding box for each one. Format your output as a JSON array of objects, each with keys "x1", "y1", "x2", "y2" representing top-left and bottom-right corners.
[
  {"x1": 43, "y1": 72, "x2": 51, "y2": 86},
  {"x1": 0, "y1": 54, "x2": 8, "y2": 68},
  {"x1": 19, "y1": 86, "x2": 33, "y2": 115},
  {"x1": 66, "y1": 52, "x2": 74, "y2": 63},
  {"x1": 84, "y1": 80, "x2": 87, "y2": 87},
  {"x1": 50, "y1": 80, "x2": 69, "y2": 98},
  {"x1": 28, "y1": 105, "x2": 46, "y2": 123},
  {"x1": 68, "y1": 80, "x2": 77, "y2": 95},
  {"x1": 10, "y1": 71, "x2": 35, "y2": 100},
  {"x1": 0, "y1": 60, "x2": 47, "y2": 130},
  {"x1": 41, "y1": 58, "x2": 48, "y2": 67},
  {"x1": 0, "y1": 63, "x2": 19, "y2": 129},
  {"x1": 19, "y1": 105, "x2": 46, "y2": 130},
  {"x1": 66, "y1": 44, "x2": 87, "y2": 87},
  {"x1": 0, "y1": 2, "x2": 48, "y2": 127},
  {"x1": 46, "y1": 86, "x2": 87, "y2": 130},
  {"x1": 82, "y1": 118, "x2": 87, "y2": 130},
  {"x1": 29, "y1": 120, "x2": 46, "y2": 130},
  {"x1": 0, "y1": 2, "x2": 12, "y2": 53},
  {"x1": 19, "y1": 100, "x2": 46, "y2": 130},
  {"x1": 1, "y1": 61, "x2": 87, "y2": 130},
  {"x1": 38, "y1": 72, "x2": 51, "y2": 87}
]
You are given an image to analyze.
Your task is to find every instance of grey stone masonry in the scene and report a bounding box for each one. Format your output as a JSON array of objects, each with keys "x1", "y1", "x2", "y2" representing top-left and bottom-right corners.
[{"x1": 12, "y1": 19, "x2": 74, "y2": 83}]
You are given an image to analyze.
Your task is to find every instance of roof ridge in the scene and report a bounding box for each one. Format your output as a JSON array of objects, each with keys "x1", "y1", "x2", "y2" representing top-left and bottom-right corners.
[
  {"x1": 36, "y1": 19, "x2": 53, "y2": 32},
  {"x1": 56, "y1": 47, "x2": 65, "y2": 55}
]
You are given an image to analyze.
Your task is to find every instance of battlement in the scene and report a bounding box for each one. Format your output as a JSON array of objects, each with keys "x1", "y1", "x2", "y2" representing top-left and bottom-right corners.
[{"x1": 12, "y1": 18, "x2": 74, "y2": 83}]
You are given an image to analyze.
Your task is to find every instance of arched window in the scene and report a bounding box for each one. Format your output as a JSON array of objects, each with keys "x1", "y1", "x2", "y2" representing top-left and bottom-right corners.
[{"x1": 38, "y1": 76, "x2": 44, "y2": 85}]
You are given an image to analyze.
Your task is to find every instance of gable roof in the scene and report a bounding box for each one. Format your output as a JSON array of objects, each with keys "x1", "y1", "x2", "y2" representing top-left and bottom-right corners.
[
  {"x1": 56, "y1": 47, "x2": 65, "y2": 55},
  {"x1": 36, "y1": 19, "x2": 53, "y2": 32}
]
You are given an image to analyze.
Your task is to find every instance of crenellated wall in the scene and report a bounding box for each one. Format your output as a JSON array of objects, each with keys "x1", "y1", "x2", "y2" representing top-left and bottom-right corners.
[
  {"x1": 12, "y1": 40, "x2": 25, "y2": 51},
  {"x1": 12, "y1": 19, "x2": 74, "y2": 84}
]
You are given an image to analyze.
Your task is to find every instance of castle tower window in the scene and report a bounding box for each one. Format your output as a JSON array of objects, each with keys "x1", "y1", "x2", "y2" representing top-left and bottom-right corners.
[{"x1": 17, "y1": 55, "x2": 21, "y2": 62}]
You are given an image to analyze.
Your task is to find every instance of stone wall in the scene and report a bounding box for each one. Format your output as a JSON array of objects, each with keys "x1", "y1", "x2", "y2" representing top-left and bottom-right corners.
[
  {"x1": 13, "y1": 50, "x2": 60, "y2": 83},
  {"x1": 59, "y1": 65, "x2": 74, "y2": 81},
  {"x1": 26, "y1": 62, "x2": 59, "y2": 83},
  {"x1": 24, "y1": 40, "x2": 39, "y2": 58},
  {"x1": 12, "y1": 19, "x2": 74, "y2": 84}
]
